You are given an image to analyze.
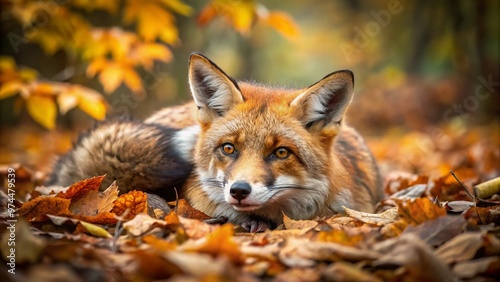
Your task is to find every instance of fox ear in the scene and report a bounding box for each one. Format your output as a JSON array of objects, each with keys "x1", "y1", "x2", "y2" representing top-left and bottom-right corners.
[
  {"x1": 291, "y1": 70, "x2": 354, "y2": 134},
  {"x1": 188, "y1": 53, "x2": 244, "y2": 124}
]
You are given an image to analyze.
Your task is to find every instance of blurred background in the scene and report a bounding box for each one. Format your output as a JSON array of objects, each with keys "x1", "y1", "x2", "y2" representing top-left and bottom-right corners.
[{"x1": 0, "y1": 0, "x2": 498, "y2": 181}]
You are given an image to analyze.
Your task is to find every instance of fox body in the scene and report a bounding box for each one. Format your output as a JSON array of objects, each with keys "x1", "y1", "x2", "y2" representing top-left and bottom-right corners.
[{"x1": 48, "y1": 53, "x2": 383, "y2": 231}]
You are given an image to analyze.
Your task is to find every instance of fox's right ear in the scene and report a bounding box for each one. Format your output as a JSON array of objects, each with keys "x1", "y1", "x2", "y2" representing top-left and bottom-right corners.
[{"x1": 188, "y1": 53, "x2": 244, "y2": 125}]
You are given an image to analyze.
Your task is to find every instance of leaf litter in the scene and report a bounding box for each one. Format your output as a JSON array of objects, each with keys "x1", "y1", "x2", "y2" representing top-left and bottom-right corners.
[{"x1": 1, "y1": 125, "x2": 499, "y2": 281}]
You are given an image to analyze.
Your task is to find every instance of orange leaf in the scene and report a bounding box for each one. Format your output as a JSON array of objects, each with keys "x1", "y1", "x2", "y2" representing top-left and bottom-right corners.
[
  {"x1": 175, "y1": 199, "x2": 211, "y2": 220},
  {"x1": 264, "y1": 11, "x2": 299, "y2": 38},
  {"x1": 98, "y1": 63, "x2": 125, "y2": 93},
  {"x1": 111, "y1": 190, "x2": 149, "y2": 219},
  {"x1": 0, "y1": 81, "x2": 23, "y2": 99},
  {"x1": 197, "y1": 5, "x2": 217, "y2": 26},
  {"x1": 56, "y1": 175, "x2": 105, "y2": 199},
  {"x1": 18, "y1": 196, "x2": 71, "y2": 221},
  {"x1": 180, "y1": 224, "x2": 241, "y2": 262},
  {"x1": 123, "y1": 67, "x2": 143, "y2": 94},
  {"x1": 395, "y1": 197, "x2": 447, "y2": 226}
]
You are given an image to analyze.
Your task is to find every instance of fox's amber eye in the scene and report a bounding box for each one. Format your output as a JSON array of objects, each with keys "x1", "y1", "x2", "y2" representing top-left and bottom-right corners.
[
  {"x1": 221, "y1": 143, "x2": 235, "y2": 155},
  {"x1": 274, "y1": 147, "x2": 290, "y2": 159}
]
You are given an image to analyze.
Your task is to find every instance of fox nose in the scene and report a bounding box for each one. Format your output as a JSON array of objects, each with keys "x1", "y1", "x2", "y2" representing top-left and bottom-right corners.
[{"x1": 230, "y1": 181, "x2": 251, "y2": 201}]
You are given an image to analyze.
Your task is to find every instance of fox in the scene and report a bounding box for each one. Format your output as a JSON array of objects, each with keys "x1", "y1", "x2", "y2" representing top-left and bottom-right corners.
[{"x1": 48, "y1": 53, "x2": 383, "y2": 232}]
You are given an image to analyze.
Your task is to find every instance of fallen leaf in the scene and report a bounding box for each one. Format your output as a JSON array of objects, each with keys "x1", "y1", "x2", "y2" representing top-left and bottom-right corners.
[
  {"x1": 435, "y1": 232, "x2": 484, "y2": 264},
  {"x1": 373, "y1": 234, "x2": 456, "y2": 282},
  {"x1": 56, "y1": 175, "x2": 105, "y2": 199},
  {"x1": 18, "y1": 195, "x2": 71, "y2": 220},
  {"x1": 178, "y1": 216, "x2": 218, "y2": 240},
  {"x1": 402, "y1": 215, "x2": 466, "y2": 246},
  {"x1": 316, "y1": 229, "x2": 364, "y2": 247},
  {"x1": 344, "y1": 206, "x2": 399, "y2": 226},
  {"x1": 174, "y1": 199, "x2": 211, "y2": 220},
  {"x1": 321, "y1": 262, "x2": 382, "y2": 282},
  {"x1": 452, "y1": 256, "x2": 500, "y2": 278},
  {"x1": 78, "y1": 221, "x2": 112, "y2": 238},
  {"x1": 123, "y1": 213, "x2": 167, "y2": 236},
  {"x1": 283, "y1": 213, "x2": 318, "y2": 230},
  {"x1": 69, "y1": 181, "x2": 119, "y2": 216},
  {"x1": 279, "y1": 238, "x2": 380, "y2": 268},
  {"x1": 180, "y1": 224, "x2": 241, "y2": 263},
  {"x1": 111, "y1": 190, "x2": 148, "y2": 219},
  {"x1": 395, "y1": 197, "x2": 446, "y2": 226}
]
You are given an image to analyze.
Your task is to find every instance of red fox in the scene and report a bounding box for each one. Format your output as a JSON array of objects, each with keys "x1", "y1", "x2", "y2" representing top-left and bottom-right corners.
[{"x1": 48, "y1": 53, "x2": 383, "y2": 232}]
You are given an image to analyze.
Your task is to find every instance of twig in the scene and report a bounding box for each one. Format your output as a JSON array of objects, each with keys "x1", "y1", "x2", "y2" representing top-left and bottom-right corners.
[{"x1": 450, "y1": 170, "x2": 483, "y2": 224}]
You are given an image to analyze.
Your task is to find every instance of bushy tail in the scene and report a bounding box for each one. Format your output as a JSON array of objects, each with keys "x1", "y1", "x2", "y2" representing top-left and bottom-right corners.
[{"x1": 46, "y1": 119, "x2": 194, "y2": 200}]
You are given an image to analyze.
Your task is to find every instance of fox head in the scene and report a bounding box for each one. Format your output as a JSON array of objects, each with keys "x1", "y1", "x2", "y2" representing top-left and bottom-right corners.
[{"x1": 189, "y1": 53, "x2": 354, "y2": 221}]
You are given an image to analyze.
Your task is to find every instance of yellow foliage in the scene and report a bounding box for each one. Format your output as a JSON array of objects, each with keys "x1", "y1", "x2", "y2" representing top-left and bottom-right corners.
[
  {"x1": 26, "y1": 92, "x2": 57, "y2": 130},
  {"x1": 198, "y1": 0, "x2": 299, "y2": 38}
]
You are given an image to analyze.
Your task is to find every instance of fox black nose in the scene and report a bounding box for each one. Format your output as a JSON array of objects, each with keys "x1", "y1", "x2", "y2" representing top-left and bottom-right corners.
[{"x1": 230, "y1": 181, "x2": 251, "y2": 201}]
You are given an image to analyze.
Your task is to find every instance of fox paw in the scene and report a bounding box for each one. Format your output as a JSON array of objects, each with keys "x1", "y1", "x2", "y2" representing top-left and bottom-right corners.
[{"x1": 242, "y1": 220, "x2": 271, "y2": 233}]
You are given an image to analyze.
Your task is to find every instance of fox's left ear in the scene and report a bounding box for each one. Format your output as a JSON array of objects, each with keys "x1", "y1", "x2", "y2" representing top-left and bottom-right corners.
[
  {"x1": 188, "y1": 53, "x2": 244, "y2": 125},
  {"x1": 291, "y1": 70, "x2": 354, "y2": 134}
]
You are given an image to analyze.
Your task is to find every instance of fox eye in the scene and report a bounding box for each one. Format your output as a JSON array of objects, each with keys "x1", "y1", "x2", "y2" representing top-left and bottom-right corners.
[
  {"x1": 273, "y1": 147, "x2": 290, "y2": 159},
  {"x1": 221, "y1": 143, "x2": 235, "y2": 155}
]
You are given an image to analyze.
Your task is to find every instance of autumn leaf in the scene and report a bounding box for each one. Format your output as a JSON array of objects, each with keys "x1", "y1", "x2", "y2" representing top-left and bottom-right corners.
[
  {"x1": 174, "y1": 199, "x2": 211, "y2": 220},
  {"x1": 111, "y1": 190, "x2": 149, "y2": 219},
  {"x1": 395, "y1": 197, "x2": 446, "y2": 226},
  {"x1": 180, "y1": 224, "x2": 241, "y2": 262},
  {"x1": 262, "y1": 11, "x2": 299, "y2": 38},
  {"x1": 343, "y1": 206, "x2": 399, "y2": 226},
  {"x1": 18, "y1": 195, "x2": 71, "y2": 221},
  {"x1": 79, "y1": 221, "x2": 112, "y2": 238},
  {"x1": 69, "y1": 181, "x2": 119, "y2": 216},
  {"x1": 283, "y1": 213, "x2": 318, "y2": 231},
  {"x1": 56, "y1": 175, "x2": 105, "y2": 199},
  {"x1": 26, "y1": 91, "x2": 57, "y2": 129}
]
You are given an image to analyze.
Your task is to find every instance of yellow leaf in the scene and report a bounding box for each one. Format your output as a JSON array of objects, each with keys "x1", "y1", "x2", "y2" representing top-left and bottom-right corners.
[
  {"x1": 76, "y1": 87, "x2": 107, "y2": 120},
  {"x1": 79, "y1": 221, "x2": 112, "y2": 238},
  {"x1": 161, "y1": 0, "x2": 193, "y2": 16},
  {"x1": 98, "y1": 64, "x2": 124, "y2": 93},
  {"x1": 265, "y1": 11, "x2": 299, "y2": 38},
  {"x1": 19, "y1": 69, "x2": 38, "y2": 82},
  {"x1": 26, "y1": 95, "x2": 57, "y2": 129},
  {"x1": 230, "y1": 3, "x2": 255, "y2": 33},
  {"x1": 135, "y1": 43, "x2": 172, "y2": 68},
  {"x1": 123, "y1": 68, "x2": 143, "y2": 94},
  {"x1": 57, "y1": 92, "x2": 79, "y2": 114},
  {"x1": 0, "y1": 56, "x2": 16, "y2": 70},
  {"x1": 86, "y1": 58, "x2": 108, "y2": 77},
  {"x1": 0, "y1": 81, "x2": 22, "y2": 100}
]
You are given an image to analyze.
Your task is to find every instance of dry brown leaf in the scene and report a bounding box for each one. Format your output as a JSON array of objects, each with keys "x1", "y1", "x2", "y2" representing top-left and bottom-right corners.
[
  {"x1": 175, "y1": 199, "x2": 211, "y2": 220},
  {"x1": 435, "y1": 232, "x2": 485, "y2": 264},
  {"x1": 282, "y1": 213, "x2": 318, "y2": 230},
  {"x1": 111, "y1": 190, "x2": 148, "y2": 219},
  {"x1": 178, "y1": 216, "x2": 218, "y2": 240},
  {"x1": 279, "y1": 238, "x2": 380, "y2": 268},
  {"x1": 344, "y1": 206, "x2": 399, "y2": 226},
  {"x1": 322, "y1": 262, "x2": 383, "y2": 282},
  {"x1": 123, "y1": 213, "x2": 167, "y2": 236},
  {"x1": 56, "y1": 175, "x2": 105, "y2": 199},
  {"x1": 69, "y1": 181, "x2": 119, "y2": 216},
  {"x1": 452, "y1": 256, "x2": 500, "y2": 278},
  {"x1": 373, "y1": 233, "x2": 456, "y2": 282},
  {"x1": 402, "y1": 215, "x2": 466, "y2": 246}
]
